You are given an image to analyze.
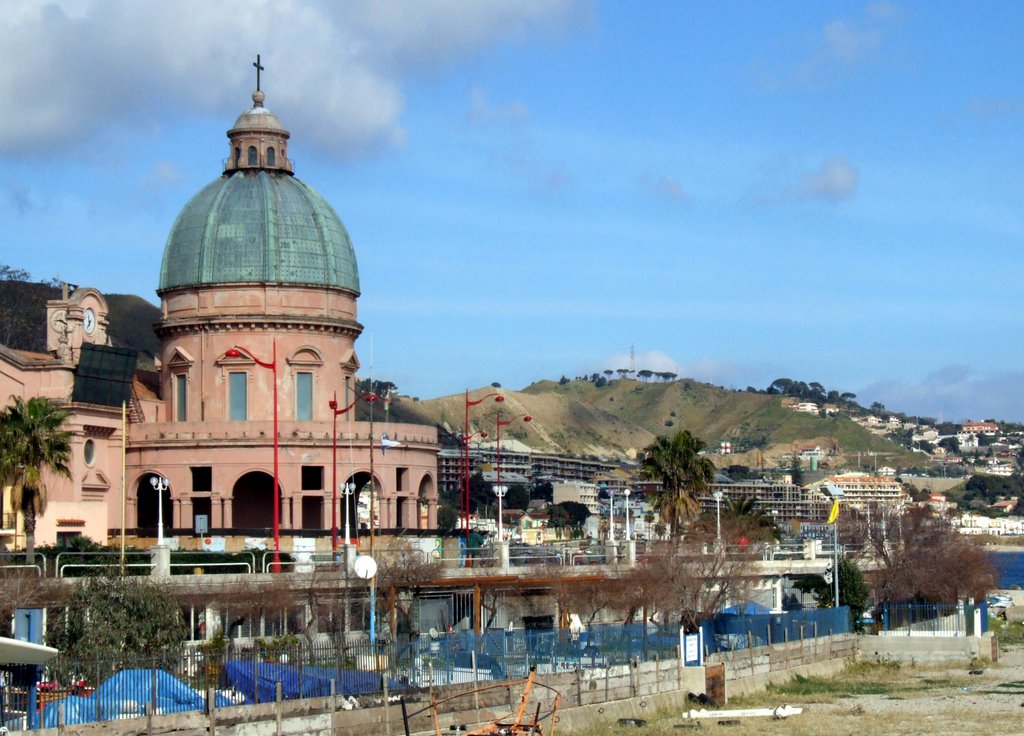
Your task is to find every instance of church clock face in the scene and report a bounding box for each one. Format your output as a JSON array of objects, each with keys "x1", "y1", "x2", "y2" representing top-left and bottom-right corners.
[
  {"x1": 51, "y1": 309, "x2": 68, "y2": 332},
  {"x1": 84, "y1": 308, "x2": 96, "y2": 335}
]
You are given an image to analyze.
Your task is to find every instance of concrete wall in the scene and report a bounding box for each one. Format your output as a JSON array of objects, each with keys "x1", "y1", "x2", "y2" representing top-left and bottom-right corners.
[
  {"x1": 860, "y1": 632, "x2": 997, "y2": 665},
  {"x1": 711, "y1": 634, "x2": 856, "y2": 700}
]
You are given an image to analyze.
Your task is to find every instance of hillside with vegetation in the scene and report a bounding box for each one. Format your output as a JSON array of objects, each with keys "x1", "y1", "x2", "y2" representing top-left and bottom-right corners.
[{"x1": 391, "y1": 376, "x2": 916, "y2": 469}]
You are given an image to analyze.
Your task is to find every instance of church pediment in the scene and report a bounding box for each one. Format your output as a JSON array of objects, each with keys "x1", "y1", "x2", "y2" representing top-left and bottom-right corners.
[
  {"x1": 166, "y1": 347, "x2": 195, "y2": 369},
  {"x1": 286, "y1": 346, "x2": 323, "y2": 366},
  {"x1": 81, "y1": 469, "x2": 110, "y2": 499},
  {"x1": 339, "y1": 347, "x2": 360, "y2": 371}
]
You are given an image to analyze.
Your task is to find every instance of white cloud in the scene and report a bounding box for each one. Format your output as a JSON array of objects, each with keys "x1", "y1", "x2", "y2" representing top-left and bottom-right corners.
[
  {"x1": 753, "y1": 9, "x2": 895, "y2": 92},
  {"x1": 800, "y1": 157, "x2": 859, "y2": 200},
  {"x1": 4, "y1": 182, "x2": 40, "y2": 216},
  {"x1": 751, "y1": 155, "x2": 859, "y2": 204},
  {"x1": 468, "y1": 87, "x2": 530, "y2": 124},
  {"x1": 681, "y1": 359, "x2": 749, "y2": 388},
  {"x1": 965, "y1": 97, "x2": 1024, "y2": 119},
  {"x1": 860, "y1": 366, "x2": 1024, "y2": 423},
  {"x1": 0, "y1": 0, "x2": 585, "y2": 158},
  {"x1": 822, "y1": 20, "x2": 881, "y2": 64},
  {"x1": 639, "y1": 173, "x2": 688, "y2": 203},
  {"x1": 142, "y1": 160, "x2": 185, "y2": 193},
  {"x1": 866, "y1": 2, "x2": 901, "y2": 21}
]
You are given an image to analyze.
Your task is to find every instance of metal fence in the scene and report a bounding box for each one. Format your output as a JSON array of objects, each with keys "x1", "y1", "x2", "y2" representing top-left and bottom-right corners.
[
  {"x1": 1, "y1": 538, "x2": 835, "y2": 578},
  {"x1": 701, "y1": 607, "x2": 850, "y2": 654},
  {"x1": 0, "y1": 611, "x2": 846, "y2": 732},
  {"x1": 879, "y1": 602, "x2": 987, "y2": 637}
]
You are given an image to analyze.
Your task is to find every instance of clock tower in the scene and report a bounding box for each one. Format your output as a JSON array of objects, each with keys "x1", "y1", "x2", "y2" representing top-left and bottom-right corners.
[{"x1": 46, "y1": 287, "x2": 110, "y2": 363}]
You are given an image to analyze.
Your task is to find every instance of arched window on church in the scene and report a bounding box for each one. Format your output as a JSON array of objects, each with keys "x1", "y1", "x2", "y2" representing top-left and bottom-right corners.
[
  {"x1": 247, "y1": 146, "x2": 257, "y2": 166},
  {"x1": 267, "y1": 147, "x2": 276, "y2": 166},
  {"x1": 234, "y1": 147, "x2": 241, "y2": 167}
]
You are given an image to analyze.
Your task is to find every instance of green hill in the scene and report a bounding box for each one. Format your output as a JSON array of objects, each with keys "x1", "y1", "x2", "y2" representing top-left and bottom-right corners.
[{"x1": 391, "y1": 377, "x2": 918, "y2": 470}]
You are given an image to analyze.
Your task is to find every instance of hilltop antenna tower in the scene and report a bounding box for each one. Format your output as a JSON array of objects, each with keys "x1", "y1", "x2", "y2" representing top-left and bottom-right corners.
[{"x1": 630, "y1": 344, "x2": 635, "y2": 374}]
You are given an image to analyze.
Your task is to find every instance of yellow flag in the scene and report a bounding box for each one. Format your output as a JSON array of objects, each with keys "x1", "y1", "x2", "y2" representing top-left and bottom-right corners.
[{"x1": 826, "y1": 500, "x2": 840, "y2": 525}]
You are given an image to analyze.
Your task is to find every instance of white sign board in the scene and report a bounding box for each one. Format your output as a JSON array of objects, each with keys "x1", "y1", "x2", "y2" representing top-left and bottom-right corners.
[{"x1": 292, "y1": 538, "x2": 316, "y2": 572}]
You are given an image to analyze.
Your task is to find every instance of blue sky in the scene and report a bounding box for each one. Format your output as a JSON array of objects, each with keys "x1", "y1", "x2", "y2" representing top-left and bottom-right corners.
[{"x1": 3, "y1": 1, "x2": 1023, "y2": 422}]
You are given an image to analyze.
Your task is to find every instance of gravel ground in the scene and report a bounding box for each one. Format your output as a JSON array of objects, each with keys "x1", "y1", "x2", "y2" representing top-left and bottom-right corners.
[
  {"x1": 788, "y1": 647, "x2": 1024, "y2": 736},
  {"x1": 596, "y1": 646, "x2": 1024, "y2": 736}
]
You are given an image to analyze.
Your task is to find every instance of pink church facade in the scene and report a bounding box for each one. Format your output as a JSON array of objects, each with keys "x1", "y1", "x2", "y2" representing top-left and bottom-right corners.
[{"x1": 1, "y1": 84, "x2": 439, "y2": 554}]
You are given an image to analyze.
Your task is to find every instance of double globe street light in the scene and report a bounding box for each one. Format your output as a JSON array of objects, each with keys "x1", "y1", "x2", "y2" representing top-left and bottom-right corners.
[{"x1": 149, "y1": 475, "x2": 168, "y2": 547}]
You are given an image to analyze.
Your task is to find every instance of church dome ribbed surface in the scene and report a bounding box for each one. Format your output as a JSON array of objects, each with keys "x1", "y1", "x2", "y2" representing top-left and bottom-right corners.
[{"x1": 158, "y1": 171, "x2": 359, "y2": 293}]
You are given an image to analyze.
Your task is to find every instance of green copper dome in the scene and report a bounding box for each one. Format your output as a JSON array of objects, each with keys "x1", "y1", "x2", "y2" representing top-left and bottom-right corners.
[{"x1": 159, "y1": 171, "x2": 360, "y2": 293}]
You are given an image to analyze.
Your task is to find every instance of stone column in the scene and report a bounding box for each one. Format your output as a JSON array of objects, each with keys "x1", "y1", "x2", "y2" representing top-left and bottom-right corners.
[
  {"x1": 211, "y1": 496, "x2": 224, "y2": 529},
  {"x1": 605, "y1": 540, "x2": 619, "y2": 565},
  {"x1": 151, "y1": 545, "x2": 171, "y2": 578},
  {"x1": 171, "y1": 498, "x2": 182, "y2": 531},
  {"x1": 222, "y1": 497, "x2": 233, "y2": 528},
  {"x1": 179, "y1": 498, "x2": 193, "y2": 535}
]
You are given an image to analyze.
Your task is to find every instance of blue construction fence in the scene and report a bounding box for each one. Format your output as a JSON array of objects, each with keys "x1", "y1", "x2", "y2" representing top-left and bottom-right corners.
[
  {"x1": 1, "y1": 612, "x2": 846, "y2": 732},
  {"x1": 422, "y1": 622, "x2": 681, "y2": 680},
  {"x1": 700, "y1": 607, "x2": 851, "y2": 654}
]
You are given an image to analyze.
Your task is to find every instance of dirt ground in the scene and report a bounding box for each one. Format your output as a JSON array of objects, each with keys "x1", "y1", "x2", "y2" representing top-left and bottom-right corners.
[{"x1": 594, "y1": 645, "x2": 1024, "y2": 736}]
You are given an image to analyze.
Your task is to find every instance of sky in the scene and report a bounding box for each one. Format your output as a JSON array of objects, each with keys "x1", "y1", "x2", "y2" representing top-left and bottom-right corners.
[{"x1": 3, "y1": 1, "x2": 1024, "y2": 423}]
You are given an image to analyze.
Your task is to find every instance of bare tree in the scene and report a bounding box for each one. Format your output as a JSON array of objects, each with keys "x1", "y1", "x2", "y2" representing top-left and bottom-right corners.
[
  {"x1": 375, "y1": 542, "x2": 443, "y2": 637},
  {"x1": 866, "y1": 506, "x2": 996, "y2": 604},
  {"x1": 549, "y1": 570, "x2": 615, "y2": 627},
  {"x1": 0, "y1": 569, "x2": 61, "y2": 637},
  {"x1": 612, "y1": 534, "x2": 754, "y2": 632}
]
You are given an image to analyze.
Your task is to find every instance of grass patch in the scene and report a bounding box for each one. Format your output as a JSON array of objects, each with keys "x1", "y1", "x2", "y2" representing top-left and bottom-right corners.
[
  {"x1": 767, "y1": 672, "x2": 895, "y2": 698},
  {"x1": 763, "y1": 660, "x2": 970, "y2": 702},
  {"x1": 990, "y1": 617, "x2": 1024, "y2": 647}
]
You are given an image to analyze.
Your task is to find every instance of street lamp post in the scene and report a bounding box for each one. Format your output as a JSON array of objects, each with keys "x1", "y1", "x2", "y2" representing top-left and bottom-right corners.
[
  {"x1": 464, "y1": 390, "x2": 504, "y2": 541},
  {"x1": 225, "y1": 339, "x2": 280, "y2": 572},
  {"x1": 494, "y1": 411, "x2": 531, "y2": 543},
  {"x1": 149, "y1": 475, "x2": 168, "y2": 546},
  {"x1": 820, "y1": 482, "x2": 845, "y2": 608},
  {"x1": 460, "y1": 430, "x2": 487, "y2": 535},
  {"x1": 341, "y1": 482, "x2": 356, "y2": 546},
  {"x1": 608, "y1": 488, "x2": 616, "y2": 543},
  {"x1": 623, "y1": 488, "x2": 631, "y2": 541},
  {"x1": 493, "y1": 484, "x2": 507, "y2": 542},
  {"x1": 713, "y1": 490, "x2": 724, "y2": 545},
  {"x1": 329, "y1": 390, "x2": 376, "y2": 559}
]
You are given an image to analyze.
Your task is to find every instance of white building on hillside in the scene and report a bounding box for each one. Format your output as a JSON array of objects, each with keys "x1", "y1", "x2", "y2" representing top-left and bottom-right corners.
[{"x1": 813, "y1": 473, "x2": 908, "y2": 512}]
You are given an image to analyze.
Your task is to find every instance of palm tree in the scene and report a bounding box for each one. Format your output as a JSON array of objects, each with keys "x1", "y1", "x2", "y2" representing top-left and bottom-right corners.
[
  {"x1": 0, "y1": 396, "x2": 72, "y2": 562},
  {"x1": 721, "y1": 496, "x2": 780, "y2": 543},
  {"x1": 640, "y1": 430, "x2": 716, "y2": 537}
]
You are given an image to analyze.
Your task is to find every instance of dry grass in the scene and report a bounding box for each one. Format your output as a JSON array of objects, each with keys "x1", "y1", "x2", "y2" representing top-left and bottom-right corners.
[{"x1": 587, "y1": 649, "x2": 1024, "y2": 736}]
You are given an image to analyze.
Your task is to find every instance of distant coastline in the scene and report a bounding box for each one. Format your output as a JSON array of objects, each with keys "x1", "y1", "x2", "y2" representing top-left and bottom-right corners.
[{"x1": 984, "y1": 543, "x2": 1024, "y2": 553}]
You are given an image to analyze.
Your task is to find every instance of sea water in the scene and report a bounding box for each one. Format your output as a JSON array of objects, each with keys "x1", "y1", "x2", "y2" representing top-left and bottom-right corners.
[{"x1": 992, "y1": 550, "x2": 1024, "y2": 589}]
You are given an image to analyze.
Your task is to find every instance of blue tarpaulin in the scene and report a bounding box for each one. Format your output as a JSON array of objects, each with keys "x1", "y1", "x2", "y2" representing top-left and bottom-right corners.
[
  {"x1": 222, "y1": 660, "x2": 402, "y2": 704},
  {"x1": 41, "y1": 668, "x2": 233, "y2": 727}
]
